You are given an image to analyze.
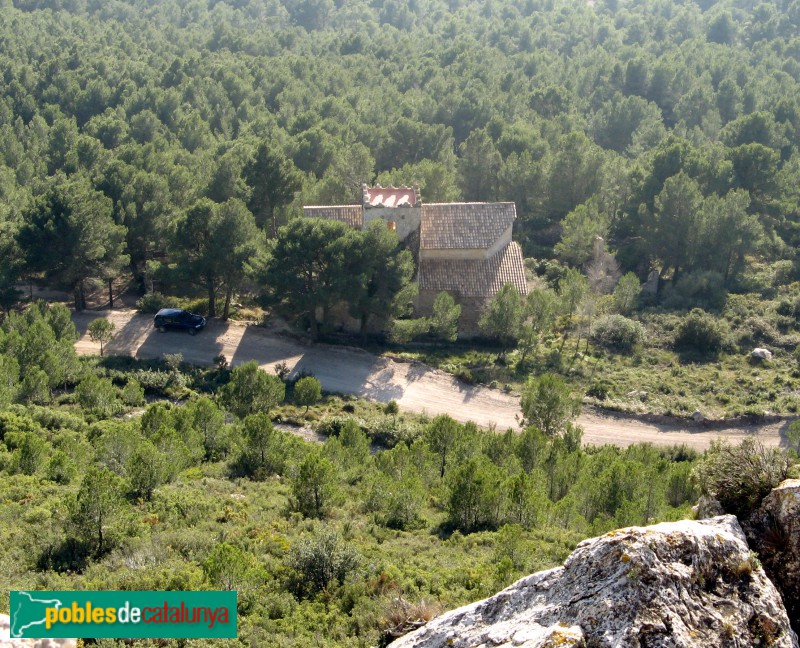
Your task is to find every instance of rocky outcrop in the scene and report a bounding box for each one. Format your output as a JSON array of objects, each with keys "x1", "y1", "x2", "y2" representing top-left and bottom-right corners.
[
  {"x1": 0, "y1": 614, "x2": 75, "y2": 648},
  {"x1": 752, "y1": 348, "x2": 774, "y2": 361},
  {"x1": 388, "y1": 516, "x2": 798, "y2": 648},
  {"x1": 743, "y1": 479, "x2": 800, "y2": 634}
]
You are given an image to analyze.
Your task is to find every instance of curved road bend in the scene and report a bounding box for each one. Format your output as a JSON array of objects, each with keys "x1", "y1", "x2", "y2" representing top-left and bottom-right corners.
[{"x1": 72, "y1": 310, "x2": 787, "y2": 451}]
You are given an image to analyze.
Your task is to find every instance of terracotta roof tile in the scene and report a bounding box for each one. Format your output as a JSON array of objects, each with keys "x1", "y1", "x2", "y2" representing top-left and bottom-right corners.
[
  {"x1": 303, "y1": 205, "x2": 362, "y2": 229},
  {"x1": 419, "y1": 242, "x2": 528, "y2": 299},
  {"x1": 420, "y1": 203, "x2": 516, "y2": 250}
]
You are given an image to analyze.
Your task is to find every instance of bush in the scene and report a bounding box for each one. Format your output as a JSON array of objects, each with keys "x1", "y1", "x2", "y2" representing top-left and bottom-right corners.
[
  {"x1": 736, "y1": 316, "x2": 795, "y2": 350},
  {"x1": 388, "y1": 318, "x2": 430, "y2": 344},
  {"x1": 520, "y1": 373, "x2": 581, "y2": 437},
  {"x1": 291, "y1": 450, "x2": 338, "y2": 518},
  {"x1": 287, "y1": 527, "x2": 361, "y2": 596},
  {"x1": 129, "y1": 369, "x2": 173, "y2": 395},
  {"x1": 75, "y1": 375, "x2": 120, "y2": 418},
  {"x1": 586, "y1": 381, "x2": 611, "y2": 401},
  {"x1": 692, "y1": 438, "x2": 793, "y2": 517},
  {"x1": 220, "y1": 361, "x2": 285, "y2": 418},
  {"x1": 136, "y1": 293, "x2": 180, "y2": 314},
  {"x1": 293, "y1": 376, "x2": 322, "y2": 411},
  {"x1": 590, "y1": 315, "x2": 644, "y2": 352},
  {"x1": 663, "y1": 270, "x2": 727, "y2": 311},
  {"x1": 120, "y1": 378, "x2": 146, "y2": 407},
  {"x1": 673, "y1": 308, "x2": 730, "y2": 356},
  {"x1": 317, "y1": 416, "x2": 359, "y2": 438}
]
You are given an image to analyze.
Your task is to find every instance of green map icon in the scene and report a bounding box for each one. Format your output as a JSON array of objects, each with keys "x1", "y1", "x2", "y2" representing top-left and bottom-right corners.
[{"x1": 10, "y1": 591, "x2": 64, "y2": 638}]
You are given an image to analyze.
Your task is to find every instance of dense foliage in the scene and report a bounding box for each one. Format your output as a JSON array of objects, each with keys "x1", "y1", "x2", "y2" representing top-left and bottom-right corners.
[
  {"x1": 2, "y1": 0, "x2": 800, "y2": 315},
  {"x1": 0, "y1": 308, "x2": 713, "y2": 646}
]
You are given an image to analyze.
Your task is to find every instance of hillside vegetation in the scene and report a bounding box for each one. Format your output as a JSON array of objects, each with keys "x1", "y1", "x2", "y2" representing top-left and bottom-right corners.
[
  {"x1": 3, "y1": 0, "x2": 800, "y2": 415},
  {"x1": 0, "y1": 305, "x2": 714, "y2": 646}
]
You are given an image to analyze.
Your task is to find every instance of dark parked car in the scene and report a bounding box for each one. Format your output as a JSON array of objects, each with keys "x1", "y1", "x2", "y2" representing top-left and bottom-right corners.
[{"x1": 153, "y1": 308, "x2": 206, "y2": 335}]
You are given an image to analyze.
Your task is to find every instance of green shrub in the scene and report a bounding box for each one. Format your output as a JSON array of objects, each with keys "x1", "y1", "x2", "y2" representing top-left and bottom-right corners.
[
  {"x1": 586, "y1": 381, "x2": 611, "y2": 401},
  {"x1": 75, "y1": 375, "x2": 121, "y2": 418},
  {"x1": 136, "y1": 293, "x2": 180, "y2": 314},
  {"x1": 293, "y1": 376, "x2": 322, "y2": 411},
  {"x1": 291, "y1": 450, "x2": 338, "y2": 518},
  {"x1": 388, "y1": 317, "x2": 430, "y2": 344},
  {"x1": 287, "y1": 527, "x2": 361, "y2": 595},
  {"x1": 737, "y1": 316, "x2": 795, "y2": 350},
  {"x1": 129, "y1": 369, "x2": 173, "y2": 395},
  {"x1": 673, "y1": 308, "x2": 730, "y2": 355},
  {"x1": 181, "y1": 298, "x2": 209, "y2": 316},
  {"x1": 120, "y1": 378, "x2": 146, "y2": 407},
  {"x1": 692, "y1": 438, "x2": 793, "y2": 517},
  {"x1": 775, "y1": 297, "x2": 799, "y2": 318},
  {"x1": 317, "y1": 416, "x2": 359, "y2": 438},
  {"x1": 590, "y1": 315, "x2": 644, "y2": 352},
  {"x1": 663, "y1": 270, "x2": 727, "y2": 311}
]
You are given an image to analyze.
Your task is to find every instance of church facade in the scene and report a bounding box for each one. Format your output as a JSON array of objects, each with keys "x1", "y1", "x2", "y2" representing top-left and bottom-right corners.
[{"x1": 304, "y1": 185, "x2": 528, "y2": 335}]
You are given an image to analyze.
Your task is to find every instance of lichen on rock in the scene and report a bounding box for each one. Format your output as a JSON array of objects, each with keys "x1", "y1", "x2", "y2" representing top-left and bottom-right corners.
[
  {"x1": 388, "y1": 516, "x2": 798, "y2": 648},
  {"x1": 743, "y1": 479, "x2": 800, "y2": 636}
]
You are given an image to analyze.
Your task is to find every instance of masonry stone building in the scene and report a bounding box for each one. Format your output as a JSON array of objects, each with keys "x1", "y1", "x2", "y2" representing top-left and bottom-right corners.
[{"x1": 304, "y1": 185, "x2": 528, "y2": 335}]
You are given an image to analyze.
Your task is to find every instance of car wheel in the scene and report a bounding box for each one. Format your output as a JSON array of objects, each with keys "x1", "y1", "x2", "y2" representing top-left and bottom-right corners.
[
  {"x1": 158, "y1": 326, "x2": 166, "y2": 333},
  {"x1": 188, "y1": 328, "x2": 197, "y2": 336}
]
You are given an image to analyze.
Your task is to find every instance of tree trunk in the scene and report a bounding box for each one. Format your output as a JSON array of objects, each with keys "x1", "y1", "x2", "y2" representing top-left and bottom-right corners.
[
  {"x1": 207, "y1": 283, "x2": 216, "y2": 318},
  {"x1": 222, "y1": 286, "x2": 233, "y2": 321},
  {"x1": 108, "y1": 279, "x2": 114, "y2": 309},
  {"x1": 360, "y1": 314, "x2": 369, "y2": 345},
  {"x1": 74, "y1": 281, "x2": 86, "y2": 311},
  {"x1": 309, "y1": 313, "x2": 319, "y2": 341}
]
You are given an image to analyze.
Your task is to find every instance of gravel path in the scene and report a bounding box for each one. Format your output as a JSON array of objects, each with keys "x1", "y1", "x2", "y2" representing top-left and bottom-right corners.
[{"x1": 73, "y1": 310, "x2": 789, "y2": 450}]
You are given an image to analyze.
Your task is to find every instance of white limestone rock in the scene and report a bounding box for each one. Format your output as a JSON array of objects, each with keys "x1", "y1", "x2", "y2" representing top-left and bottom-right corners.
[
  {"x1": 752, "y1": 348, "x2": 774, "y2": 361},
  {"x1": 743, "y1": 479, "x2": 800, "y2": 633},
  {"x1": 389, "y1": 516, "x2": 798, "y2": 648},
  {"x1": 0, "y1": 614, "x2": 75, "y2": 648}
]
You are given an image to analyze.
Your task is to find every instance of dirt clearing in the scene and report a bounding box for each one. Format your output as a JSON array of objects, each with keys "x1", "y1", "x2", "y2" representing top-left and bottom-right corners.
[{"x1": 73, "y1": 310, "x2": 789, "y2": 450}]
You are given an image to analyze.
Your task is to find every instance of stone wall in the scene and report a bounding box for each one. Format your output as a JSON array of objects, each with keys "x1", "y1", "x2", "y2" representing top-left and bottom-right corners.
[{"x1": 363, "y1": 204, "x2": 421, "y2": 242}]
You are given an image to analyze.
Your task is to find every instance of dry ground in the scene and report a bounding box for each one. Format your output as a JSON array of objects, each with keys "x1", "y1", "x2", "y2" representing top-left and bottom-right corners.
[{"x1": 73, "y1": 310, "x2": 789, "y2": 451}]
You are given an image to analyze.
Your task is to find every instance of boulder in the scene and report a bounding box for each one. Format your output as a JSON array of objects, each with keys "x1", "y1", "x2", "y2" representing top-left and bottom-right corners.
[
  {"x1": 0, "y1": 614, "x2": 75, "y2": 648},
  {"x1": 388, "y1": 516, "x2": 798, "y2": 648},
  {"x1": 642, "y1": 269, "x2": 659, "y2": 297},
  {"x1": 752, "y1": 348, "x2": 774, "y2": 361},
  {"x1": 743, "y1": 479, "x2": 800, "y2": 634},
  {"x1": 691, "y1": 409, "x2": 704, "y2": 422},
  {"x1": 694, "y1": 494, "x2": 725, "y2": 519}
]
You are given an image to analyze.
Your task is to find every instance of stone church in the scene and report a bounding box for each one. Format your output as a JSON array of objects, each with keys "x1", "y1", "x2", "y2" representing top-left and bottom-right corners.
[{"x1": 303, "y1": 185, "x2": 528, "y2": 334}]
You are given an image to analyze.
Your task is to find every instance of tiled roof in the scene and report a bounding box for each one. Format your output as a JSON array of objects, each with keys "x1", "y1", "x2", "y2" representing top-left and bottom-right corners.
[
  {"x1": 420, "y1": 203, "x2": 516, "y2": 250},
  {"x1": 303, "y1": 205, "x2": 362, "y2": 229},
  {"x1": 418, "y1": 242, "x2": 528, "y2": 299},
  {"x1": 363, "y1": 185, "x2": 419, "y2": 208}
]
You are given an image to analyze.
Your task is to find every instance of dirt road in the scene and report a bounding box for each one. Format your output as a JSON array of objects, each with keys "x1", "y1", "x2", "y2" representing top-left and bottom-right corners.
[{"x1": 73, "y1": 310, "x2": 789, "y2": 450}]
